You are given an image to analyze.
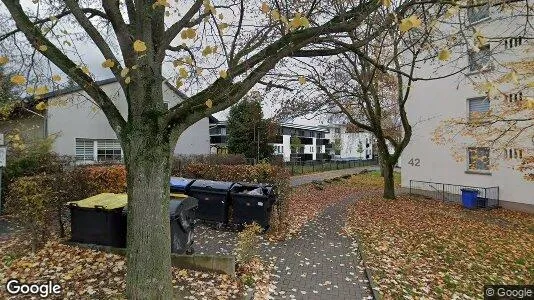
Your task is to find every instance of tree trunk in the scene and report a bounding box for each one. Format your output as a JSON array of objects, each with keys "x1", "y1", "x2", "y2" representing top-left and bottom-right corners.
[
  {"x1": 382, "y1": 160, "x2": 395, "y2": 199},
  {"x1": 124, "y1": 132, "x2": 173, "y2": 299}
]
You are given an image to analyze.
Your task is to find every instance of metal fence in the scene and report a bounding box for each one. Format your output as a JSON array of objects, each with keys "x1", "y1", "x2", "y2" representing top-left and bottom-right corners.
[
  {"x1": 409, "y1": 180, "x2": 499, "y2": 208},
  {"x1": 284, "y1": 158, "x2": 378, "y2": 175}
]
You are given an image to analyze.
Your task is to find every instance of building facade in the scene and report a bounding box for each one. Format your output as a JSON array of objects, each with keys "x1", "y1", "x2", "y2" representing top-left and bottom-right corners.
[
  {"x1": 322, "y1": 124, "x2": 374, "y2": 160},
  {"x1": 401, "y1": 4, "x2": 534, "y2": 212},
  {"x1": 1, "y1": 79, "x2": 210, "y2": 162}
]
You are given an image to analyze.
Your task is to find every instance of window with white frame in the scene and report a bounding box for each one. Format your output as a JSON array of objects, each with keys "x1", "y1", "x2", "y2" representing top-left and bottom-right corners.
[
  {"x1": 468, "y1": 97, "x2": 490, "y2": 120},
  {"x1": 76, "y1": 139, "x2": 94, "y2": 161},
  {"x1": 75, "y1": 139, "x2": 122, "y2": 162},
  {"x1": 97, "y1": 140, "x2": 122, "y2": 162},
  {"x1": 468, "y1": 44, "x2": 491, "y2": 72},
  {"x1": 467, "y1": 147, "x2": 490, "y2": 171},
  {"x1": 467, "y1": 0, "x2": 489, "y2": 23}
]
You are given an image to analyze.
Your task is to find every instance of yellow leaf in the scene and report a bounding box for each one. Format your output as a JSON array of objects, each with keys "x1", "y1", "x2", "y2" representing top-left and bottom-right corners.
[
  {"x1": 445, "y1": 6, "x2": 459, "y2": 18},
  {"x1": 195, "y1": 67, "x2": 203, "y2": 75},
  {"x1": 219, "y1": 69, "x2": 228, "y2": 79},
  {"x1": 179, "y1": 68, "x2": 188, "y2": 78},
  {"x1": 152, "y1": 0, "x2": 169, "y2": 9},
  {"x1": 121, "y1": 68, "x2": 130, "y2": 78},
  {"x1": 261, "y1": 2, "x2": 270, "y2": 14},
  {"x1": 101, "y1": 59, "x2": 115, "y2": 68},
  {"x1": 218, "y1": 13, "x2": 224, "y2": 20},
  {"x1": 438, "y1": 48, "x2": 451, "y2": 61},
  {"x1": 271, "y1": 9, "x2": 280, "y2": 20},
  {"x1": 39, "y1": 45, "x2": 48, "y2": 52},
  {"x1": 49, "y1": 16, "x2": 58, "y2": 22},
  {"x1": 205, "y1": 99, "x2": 213, "y2": 108},
  {"x1": 298, "y1": 76, "x2": 306, "y2": 85},
  {"x1": 202, "y1": 46, "x2": 213, "y2": 56},
  {"x1": 186, "y1": 28, "x2": 196, "y2": 39},
  {"x1": 473, "y1": 29, "x2": 487, "y2": 47},
  {"x1": 173, "y1": 59, "x2": 183, "y2": 67},
  {"x1": 133, "y1": 40, "x2": 147, "y2": 52},
  {"x1": 132, "y1": 65, "x2": 138, "y2": 70},
  {"x1": 184, "y1": 57, "x2": 193, "y2": 65},
  {"x1": 218, "y1": 23, "x2": 229, "y2": 31},
  {"x1": 81, "y1": 66, "x2": 90, "y2": 75},
  {"x1": 0, "y1": 56, "x2": 8, "y2": 66},
  {"x1": 399, "y1": 15, "x2": 421, "y2": 32},
  {"x1": 504, "y1": 70, "x2": 519, "y2": 84},
  {"x1": 35, "y1": 101, "x2": 47, "y2": 111},
  {"x1": 180, "y1": 30, "x2": 188, "y2": 39},
  {"x1": 381, "y1": 0, "x2": 392, "y2": 8},
  {"x1": 176, "y1": 79, "x2": 183, "y2": 88},
  {"x1": 525, "y1": 97, "x2": 534, "y2": 109},
  {"x1": 125, "y1": 77, "x2": 131, "y2": 84},
  {"x1": 34, "y1": 86, "x2": 49, "y2": 95},
  {"x1": 52, "y1": 74, "x2": 62, "y2": 82},
  {"x1": 10, "y1": 74, "x2": 26, "y2": 85}
]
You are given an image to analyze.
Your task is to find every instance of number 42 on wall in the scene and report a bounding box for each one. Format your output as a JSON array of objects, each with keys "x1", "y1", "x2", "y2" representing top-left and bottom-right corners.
[{"x1": 408, "y1": 158, "x2": 420, "y2": 167}]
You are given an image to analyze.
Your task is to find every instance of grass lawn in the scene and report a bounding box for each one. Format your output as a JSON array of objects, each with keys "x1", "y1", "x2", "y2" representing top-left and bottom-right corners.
[{"x1": 344, "y1": 174, "x2": 534, "y2": 299}]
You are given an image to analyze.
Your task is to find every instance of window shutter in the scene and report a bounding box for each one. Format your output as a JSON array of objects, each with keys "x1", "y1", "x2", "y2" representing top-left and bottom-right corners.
[{"x1": 469, "y1": 98, "x2": 490, "y2": 114}]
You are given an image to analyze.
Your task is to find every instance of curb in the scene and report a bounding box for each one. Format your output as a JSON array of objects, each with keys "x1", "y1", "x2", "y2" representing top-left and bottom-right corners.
[{"x1": 353, "y1": 235, "x2": 381, "y2": 300}]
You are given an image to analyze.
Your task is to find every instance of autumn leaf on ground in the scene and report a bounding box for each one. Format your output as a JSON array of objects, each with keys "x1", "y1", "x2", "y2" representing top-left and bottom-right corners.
[
  {"x1": 10, "y1": 74, "x2": 26, "y2": 85},
  {"x1": 205, "y1": 99, "x2": 213, "y2": 108},
  {"x1": 0, "y1": 56, "x2": 8, "y2": 65}
]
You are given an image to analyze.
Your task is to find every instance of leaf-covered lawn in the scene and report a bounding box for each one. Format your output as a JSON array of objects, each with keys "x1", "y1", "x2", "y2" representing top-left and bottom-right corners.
[
  {"x1": 344, "y1": 177, "x2": 534, "y2": 299},
  {"x1": 0, "y1": 240, "x2": 241, "y2": 299}
]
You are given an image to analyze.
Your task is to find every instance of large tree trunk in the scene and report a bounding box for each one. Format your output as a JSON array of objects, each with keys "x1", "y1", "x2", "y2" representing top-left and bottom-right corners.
[
  {"x1": 382, "y1": 159, "x2": 395, "y2": 199},
  {"x1": 123, "y1": 130, "x2": 173, "y2": 299}
]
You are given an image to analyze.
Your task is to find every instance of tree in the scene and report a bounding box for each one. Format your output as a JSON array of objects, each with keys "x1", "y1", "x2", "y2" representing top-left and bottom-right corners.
[
  {"x1": 227, "y1": 93, "x2": 273, "y2": 161},
  {"x1": 356, "y1": 140, "x2": 364, "y2": 159},
  {"x1": 1, "y1": 0, "x2": 426, "y2": 297},
  {"x1": 0, "y1": 66, "x2": 16, "y2": 103},
  {"x1": 290, "y1": 135, "x2": 302, "y2": 154}
]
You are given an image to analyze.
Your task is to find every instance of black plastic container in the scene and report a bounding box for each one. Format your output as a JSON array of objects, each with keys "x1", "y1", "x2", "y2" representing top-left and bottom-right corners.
[
  {"x1": 69, "y1": 205, "x2": 127, "y2": 247},
  {"x1": 169, "y1": 196, "x2": 198, "y2": 254},
  {"x1": 185, "y1": 180, "x2": 234, "y2": 224},
  {"x1": 230, "y1": 183, "x2": 276, "y2": 230}
]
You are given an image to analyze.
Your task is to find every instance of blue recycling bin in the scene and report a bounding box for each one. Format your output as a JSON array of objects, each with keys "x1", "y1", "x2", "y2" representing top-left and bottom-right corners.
[
  {"x1": 461, "y1": 188, "x2": 479, "y2": 209},
  {"x1": 170, "y1": 177, "x2": 194, "y2": 193}
]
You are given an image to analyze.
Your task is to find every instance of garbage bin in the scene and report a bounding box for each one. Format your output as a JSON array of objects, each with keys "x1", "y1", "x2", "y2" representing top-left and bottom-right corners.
[
  {"x1": 122, "y1": 196, "x2": 198, "y2": 254},
  {"x1": 461, "y1": 188, "x2": 479, "y2": 209},
  {"x1": 169, "y1": 196, "x2": 198, "y2": 254},
  {"x1": 170, "y1": 177, "x2": 195, "y2": 193},
  {"x1": 185, "y1": 180, "x2": 234, "y2": 224},
  {"x1": 68, "y1": 193, "x2": 128, "y2": 247},
  {"x1": 230, "y1": 183, "x2": 276, "y2": 230}
]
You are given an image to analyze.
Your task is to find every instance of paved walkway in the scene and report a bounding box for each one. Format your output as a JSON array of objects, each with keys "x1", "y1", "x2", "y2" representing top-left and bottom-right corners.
[
  {"x1": 195, "y1": 194, "x2": 373, "y2": 299},
  {"x1": 290, "y1": 166, "x2": 378, "y2": 186}
]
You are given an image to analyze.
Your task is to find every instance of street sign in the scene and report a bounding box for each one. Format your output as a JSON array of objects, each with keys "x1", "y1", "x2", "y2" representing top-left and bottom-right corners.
[{"x1": 0, "y1": 146, "x2": 6, "y2": 168}]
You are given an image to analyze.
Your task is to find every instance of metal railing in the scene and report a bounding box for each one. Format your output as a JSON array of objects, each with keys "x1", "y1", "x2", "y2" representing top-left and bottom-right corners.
[
  {"x1": 285, "y1": 158, "x2": 378, "y2": 175},
  {"x1": 409, "y1": 180, "x2": 499, "y2": 208}
]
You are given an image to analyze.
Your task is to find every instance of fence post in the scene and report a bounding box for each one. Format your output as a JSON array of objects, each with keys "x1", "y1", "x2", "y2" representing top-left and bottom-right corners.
[
  {"x1": 291, "y1": 163, "x2": 294, "y2": 175},
  {"x1": 409, "y1": 180, "x2": 412, "y2": 194},
  {"x1": 301, "y1": 162, "x2": 304, "y2": 174},
  {"x1": 442, "y1": 184, "x2": 445, "y2": 201},
  {"x1": 312, "y1": 161, "x2": 315, "y2": 173}
]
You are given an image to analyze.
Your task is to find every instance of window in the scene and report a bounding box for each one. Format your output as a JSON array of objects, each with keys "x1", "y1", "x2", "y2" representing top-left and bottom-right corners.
[
  {"x1": 504, "y1": 92, "x2": 523, "y2": 103},
  {"x1": 97, "y1": 140, "x2": 122, "y2": 162},
  {"x1": 76, "y1": 139, "x2": 94, "y2": 161},
  {"x1": 468, "y1": 147, "x2": 490, "y2": 171},
  {"x1": 505, "y1": 37, "x2": 523, "y2": 49},
  {"x1": 468, "y1": 44, "x2": 491, "y2": 72},
  {"x1": 505, "y1": 148, "x2": 523, "y2": 159},
  {"x1": 163, "y1": 102, "x2": 169, "y2": 110},
  {"x1": 468, "y1": 97, "x2": 490, "y2": 120},
  {"x1": 467, "y1": 0, "x2": 489, "y2": 23}
]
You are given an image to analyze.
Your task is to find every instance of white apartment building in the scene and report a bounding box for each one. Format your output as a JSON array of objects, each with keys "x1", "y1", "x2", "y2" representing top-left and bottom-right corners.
[
  {"x1": 401, "y1": 3, "x2": 534, "y2": 212},
  {"x1": 321, "y1": 124, "x2": 374, "y2": 160}
]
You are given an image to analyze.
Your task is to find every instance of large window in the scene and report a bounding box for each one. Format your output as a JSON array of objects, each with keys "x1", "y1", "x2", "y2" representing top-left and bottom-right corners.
[
  {"x1": 468, "y1": 147, "x2": 490, "y2": 171},
  {"x1": 75, "y1": 139, "x2": 122, "y2": 162},
  {"x1": 75, "y1": 139, "x2": 94, "y2": 161},
  {"x1": 467, "y1": 0, "x2": 489, "y2": 23},
  {"x1": 97, "y1": 140, "x2": 122, "y2": 162},
  {"x1": 468, "y1": 97, "x2": 490, "y2": 120},
  {"x1": 468, "y1": 44, "x2": 491, "y2": 72}
]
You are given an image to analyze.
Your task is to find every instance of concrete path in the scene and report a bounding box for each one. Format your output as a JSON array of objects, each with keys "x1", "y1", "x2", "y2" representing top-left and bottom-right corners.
[
  {"x1": 195, "y1": 194, "x2": 373, "y2": 299},
  {"x1": 290, "y1": 166, "x2": 379, "y2": 186}
]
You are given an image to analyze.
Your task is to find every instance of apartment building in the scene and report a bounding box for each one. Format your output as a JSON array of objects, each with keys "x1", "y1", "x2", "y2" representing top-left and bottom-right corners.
[{"x1": 401, "y1": 3, "x2": 534, "y2": 212}]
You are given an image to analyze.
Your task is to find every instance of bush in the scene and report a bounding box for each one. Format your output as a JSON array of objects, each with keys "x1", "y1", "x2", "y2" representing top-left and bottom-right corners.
[
  {"x1": 172, "y1": 154, "x2": 247, "y2": 174},
  {"x1": 5, "y1": 174, "x2": 54, "y2": 252},
  {"x1": 75, "y1": 164, "x2": 127, "y2": 195}
]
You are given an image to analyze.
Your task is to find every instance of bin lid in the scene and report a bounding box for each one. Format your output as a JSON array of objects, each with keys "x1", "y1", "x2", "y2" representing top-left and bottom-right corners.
[
  {"x1": 68, "y1": 193, "x2": 128, "y2": 210},
  {"x1": 169, "y1": 197, "x2": 199, "y2": 218},
  {"x1": 461, "y1": 188, "x2": 479, "y2": 193},
  {"x1": 170, "y1": 193, "x2": 188, "y2": 198},
  {"x1": 189, "y1": 180, "x2": 234, "y2": 192},
  {"x1": 170, "y1": 177, "x2": 194, "y2": 191}
]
